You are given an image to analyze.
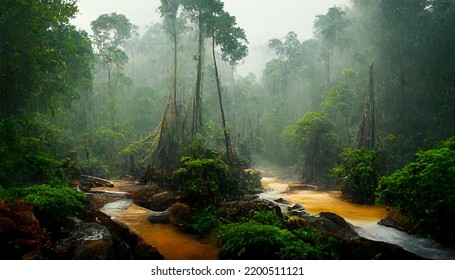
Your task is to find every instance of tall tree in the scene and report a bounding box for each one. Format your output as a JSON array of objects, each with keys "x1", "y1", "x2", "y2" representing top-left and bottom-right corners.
[
  {"x1": 356, "y1": 63, "x2": 375, "y2": 150},
  {"x1": 90, "y1": 13, "x2": 135, "y2": 176},
  {"x1": 90, "y1": 13, "x2": 135, "y2": 130},
  {"x1": 314, "y1": 6, "x2": 349, "y2": 87},
  {"x1": 159, "y1": 0, "x2": 184, "y2": 120},
  {"x1": 0, "y1": 0, "x2": 93, "y2": 186},
  {"x1": 211, "y1": 10, "x2": 248, "y2": 165},
  {"x1": 0, "y1": 0, "x2": 90, "y2": 117},
  {"x1": 182, "y1": 0, "x2": 223, "y2": 137}
]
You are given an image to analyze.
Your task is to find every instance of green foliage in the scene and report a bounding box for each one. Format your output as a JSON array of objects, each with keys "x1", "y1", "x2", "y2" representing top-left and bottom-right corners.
[
  {"x1": 217, "y1": 222, "x2": 325, "y2": 260},
  {"x1": 376, "y1": 137, "x2": 455, "y2": 245},
  {"x1": 283, "y1": 112, "x2": 337, "y2": 183},
  {"x1": 218, "y1": 222, "x2": 294, "y2": 259},
  {"x1": 174, "y1": 153, "x2": 231, "y2": 206},
  {"x1": 0, "y1": 118, "x2": 71, "y2": 187},
  {"x1": 268, "y1": 31, "x2": 301, "y2": 62},
  {"x1": 0, "y1": 0, "x2": 91, "y2": 116},
  {"x1": 213, "y1": 10, "x2": 249, "y2": 65},
  {"x1": 76, "y1": 157, "x2": 110, "y2": 178},
  {"x1": 90, "y1": 12, "x2": 135, "y2": 66},
  {"x1": 251, "y1": 210, "x2": 283, "y2": 227},
  {"x1": 190, "y1": 206, "x2": 223, "y2": 235},
  {"x1": 0, "y1": 182, "x2": 87, "y2": 228},
  {"x1": 27, "y1": 184, "x2": 86, "y2": 226},
  {"x1": 314, "y1": 6, "x2": 349, "y2": 46},
  {"x1": 331, "y1": 148, "x2": 378, "y2": 204},
  {"x1": 175, "y1": 141, "x2": 262, "y2": 207}
]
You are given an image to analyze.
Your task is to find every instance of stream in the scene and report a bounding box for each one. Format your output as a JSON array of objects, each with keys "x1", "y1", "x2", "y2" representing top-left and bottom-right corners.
[
  {"x1": 97, "y1": 173, "x2": 454, "y2": 260},
  {"x1": 97, "y1": 181, "x2": 218, "y2": 260},
  {"x1": 258, "y1": 166, "x2": 454, "y2": 260}
]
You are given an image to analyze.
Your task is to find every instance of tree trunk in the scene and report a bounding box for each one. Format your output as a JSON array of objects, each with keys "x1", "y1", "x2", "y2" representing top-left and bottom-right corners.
[
  {"x1": 173, "y1": 22, "x2": 179, "y2": 121},
  {"x1": 212, "y1": 32, "x2": 234, "y2": 166},
  {"x1": 356, "y1": 62, "x2": 375, "y2": 150},
  {"x1": 192, "y1": 11, "x2": 204, "y2": 138}
]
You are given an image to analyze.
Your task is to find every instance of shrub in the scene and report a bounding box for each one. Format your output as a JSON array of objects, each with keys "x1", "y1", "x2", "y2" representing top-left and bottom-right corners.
[
  {"x1": 251, "y1": 210, "x2": 282, "y2": 227},
  {"x1": 0, "y1": 117, "x2": 75, "y2": 188},
  {"x1": 331, "y1": 148, "x2": 378, "y2": 204},
  {"x1": 22, "y1": 183, "x2": 87, "y2": 226},
  {"x1": 376, "y1": 137, "x2": 455, "y2": 245},
  {"x1": 231, "y1": 168, "x2": 263, "y2": 196},
  {"x1": 174, "y1": 154, "x2": 231, "y2": 206},
  {"x1": 218, "y1": 222, "x2": 292, "y2": 259},
  {"x1": 190, "y1": 206, "x2": 223, "y2": 235},
  {"x1": 217, "y1": 222, "x2": 324, "y2": 260},
  {"x1": 1, "y1": 183, "x2": 87, "y2": 228}
]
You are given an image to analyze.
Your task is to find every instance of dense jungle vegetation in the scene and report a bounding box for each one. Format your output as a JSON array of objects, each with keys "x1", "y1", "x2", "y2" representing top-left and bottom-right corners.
[{"x1": 1, "y1": 0, "x2": 455, "y2": 259}]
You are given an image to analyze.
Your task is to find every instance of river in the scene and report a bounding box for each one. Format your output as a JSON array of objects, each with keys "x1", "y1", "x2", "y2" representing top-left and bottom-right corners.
[
  {"x1": 97, "y1": 181, "x2": 218, "y2": 260},
  {"x1": 258, "y1": 165, "x2": 454, "y2": 260},
  {"x1": 97, "y1": 172, "x2": 453, "y2": 260}
]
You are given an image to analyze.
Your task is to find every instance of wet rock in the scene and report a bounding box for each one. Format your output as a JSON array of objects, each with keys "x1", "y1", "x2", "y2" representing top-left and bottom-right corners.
[
  {"x1": 274, "y1": 198, "x2": 289, "y2": 204},
  {"x1": 73, "y1": 239, "x2": 113, "y2": 260},
  {"x1": 318, "y1": 212, "x2": 360, "y2": 240},
  {"x1": 221, "y1": 197, "x2": 283, "y2": 222},
  {"x1": 287, "y1": 210, "x2": 422, "y2": 259},
  {"x1": 147, "y1": 210, "x2": 170, "y2": 224},
  {"x1": 54, "y1": 223, "x2": 113, "y2": 260},
  {"x1": 126, "y1": 187, "x2": 159, "y2": 205},
  {"x1": 86, "y1": 192, "x2": 130, "y2": 210},
  {"x1": 133, "y1": 240, "x2": 164, "y2": 260},
  {"x1": 378, "y1": 208, "x2": 416, "y2": 233},
  {"x1": 99, "y1": 199, "x2": 133, "y2": 217},
  {"x1": 289, "y1": 203, "x2": 305, "y2": 211},
  {"x1": 168, "y1": 202, "x2": 192, "y2": 227},
  {"x1": 139, "y1": 191, "x2": 181, "y2": 211},
  {"x1": 0, "y1": 200, "x2": 47, "y2": 260},
  {"x1": 289, "y1": 211, "x2": 360, "y2": 241},
  {"x1": 54, "y1": 209, "x2": 164, "y2": 260},
  {"x1": 287, "y1": 204, "x2": 310, "y2": 217}
]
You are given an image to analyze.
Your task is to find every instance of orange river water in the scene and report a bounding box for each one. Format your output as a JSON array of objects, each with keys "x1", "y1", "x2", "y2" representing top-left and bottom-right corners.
[
  {"x1": 99, "y1": 177, "x2": 453, "y2": 260},
  {"x1": 260, "y1": 177, "x2": 387, "y2": 222}
]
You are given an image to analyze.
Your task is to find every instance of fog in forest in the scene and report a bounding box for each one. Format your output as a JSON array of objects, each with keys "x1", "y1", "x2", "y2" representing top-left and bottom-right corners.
[
  {"x1": 72, "y1": 0, "x2": 351, "y2": 76},
  {"x1": 2, "y1": 0, "x2": 455, "y2": 263}
]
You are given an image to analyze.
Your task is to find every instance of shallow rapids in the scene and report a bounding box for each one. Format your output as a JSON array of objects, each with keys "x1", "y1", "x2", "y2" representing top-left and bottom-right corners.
[{"x1": 260, "y1": 176, "x2": 454, "y2": 260}]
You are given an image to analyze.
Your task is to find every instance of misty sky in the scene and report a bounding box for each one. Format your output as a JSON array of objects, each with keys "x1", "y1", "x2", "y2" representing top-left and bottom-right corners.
[{"x1": 72, "y1": 0, "x2": 351, "y2": 75}]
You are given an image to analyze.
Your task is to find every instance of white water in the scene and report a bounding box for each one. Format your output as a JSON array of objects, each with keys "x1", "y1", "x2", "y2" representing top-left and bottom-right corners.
[{"x1": 260, "y1": 176, "x2": 454, "y2": 260}]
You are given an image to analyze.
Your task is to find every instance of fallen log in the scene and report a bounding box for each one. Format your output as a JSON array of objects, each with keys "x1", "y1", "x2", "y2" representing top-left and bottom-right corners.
[
  {"x1": 78, "y1": 175, "x2": 114, "y2": 192},
  {"x1": 288, "y1": 183, "x2": 318, "y2": 191}
]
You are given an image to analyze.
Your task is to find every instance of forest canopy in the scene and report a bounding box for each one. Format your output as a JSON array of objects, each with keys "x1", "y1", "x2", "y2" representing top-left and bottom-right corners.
[{"x1": 1, "y1": 0, "x2": 455, "y2": 257}]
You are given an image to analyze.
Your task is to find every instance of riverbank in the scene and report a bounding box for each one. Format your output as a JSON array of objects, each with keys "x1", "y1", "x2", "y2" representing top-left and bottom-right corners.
[
  {"x1": 87, "y1": 177, "x2": 424, "y2": 260},
  {"x1": 259, "y1": 175, "x2": 454, "y2": 260}
]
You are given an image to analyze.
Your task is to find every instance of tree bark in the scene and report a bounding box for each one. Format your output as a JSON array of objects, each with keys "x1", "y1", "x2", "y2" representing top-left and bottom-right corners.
[
  {"x1": 192, "y1": 11, "x2": 204, "y2": 138},
  {"x1": 212, "y1": 31, "x2": 234, "y2": 166}
]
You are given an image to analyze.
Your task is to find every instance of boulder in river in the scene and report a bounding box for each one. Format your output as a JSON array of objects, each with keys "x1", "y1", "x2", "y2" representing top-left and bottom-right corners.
[
  {"x1": 147, "y1": 210, "x2": 170, "y2": 224},
  {"x1": 168, "y1": 202, "x2": 192, "y2": 227},
  {"x1": 288, "y1": 210, "x2": 422, "y2": 259},
  {"x1": 139, "y1": 191, "x2": 181, "y2": 211},
  {"x1": 53, "y1": 209, "x2": 164, "y2": 260},
  {"x1": 221, "y1": 196, "x2": 283, "y2": 222},
  {"x1": 54, "y1": 223, "x2": 114, "y2": 260},
  {"x1": 378, "y1": 207, "x2": 416, "y2": 233}
]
